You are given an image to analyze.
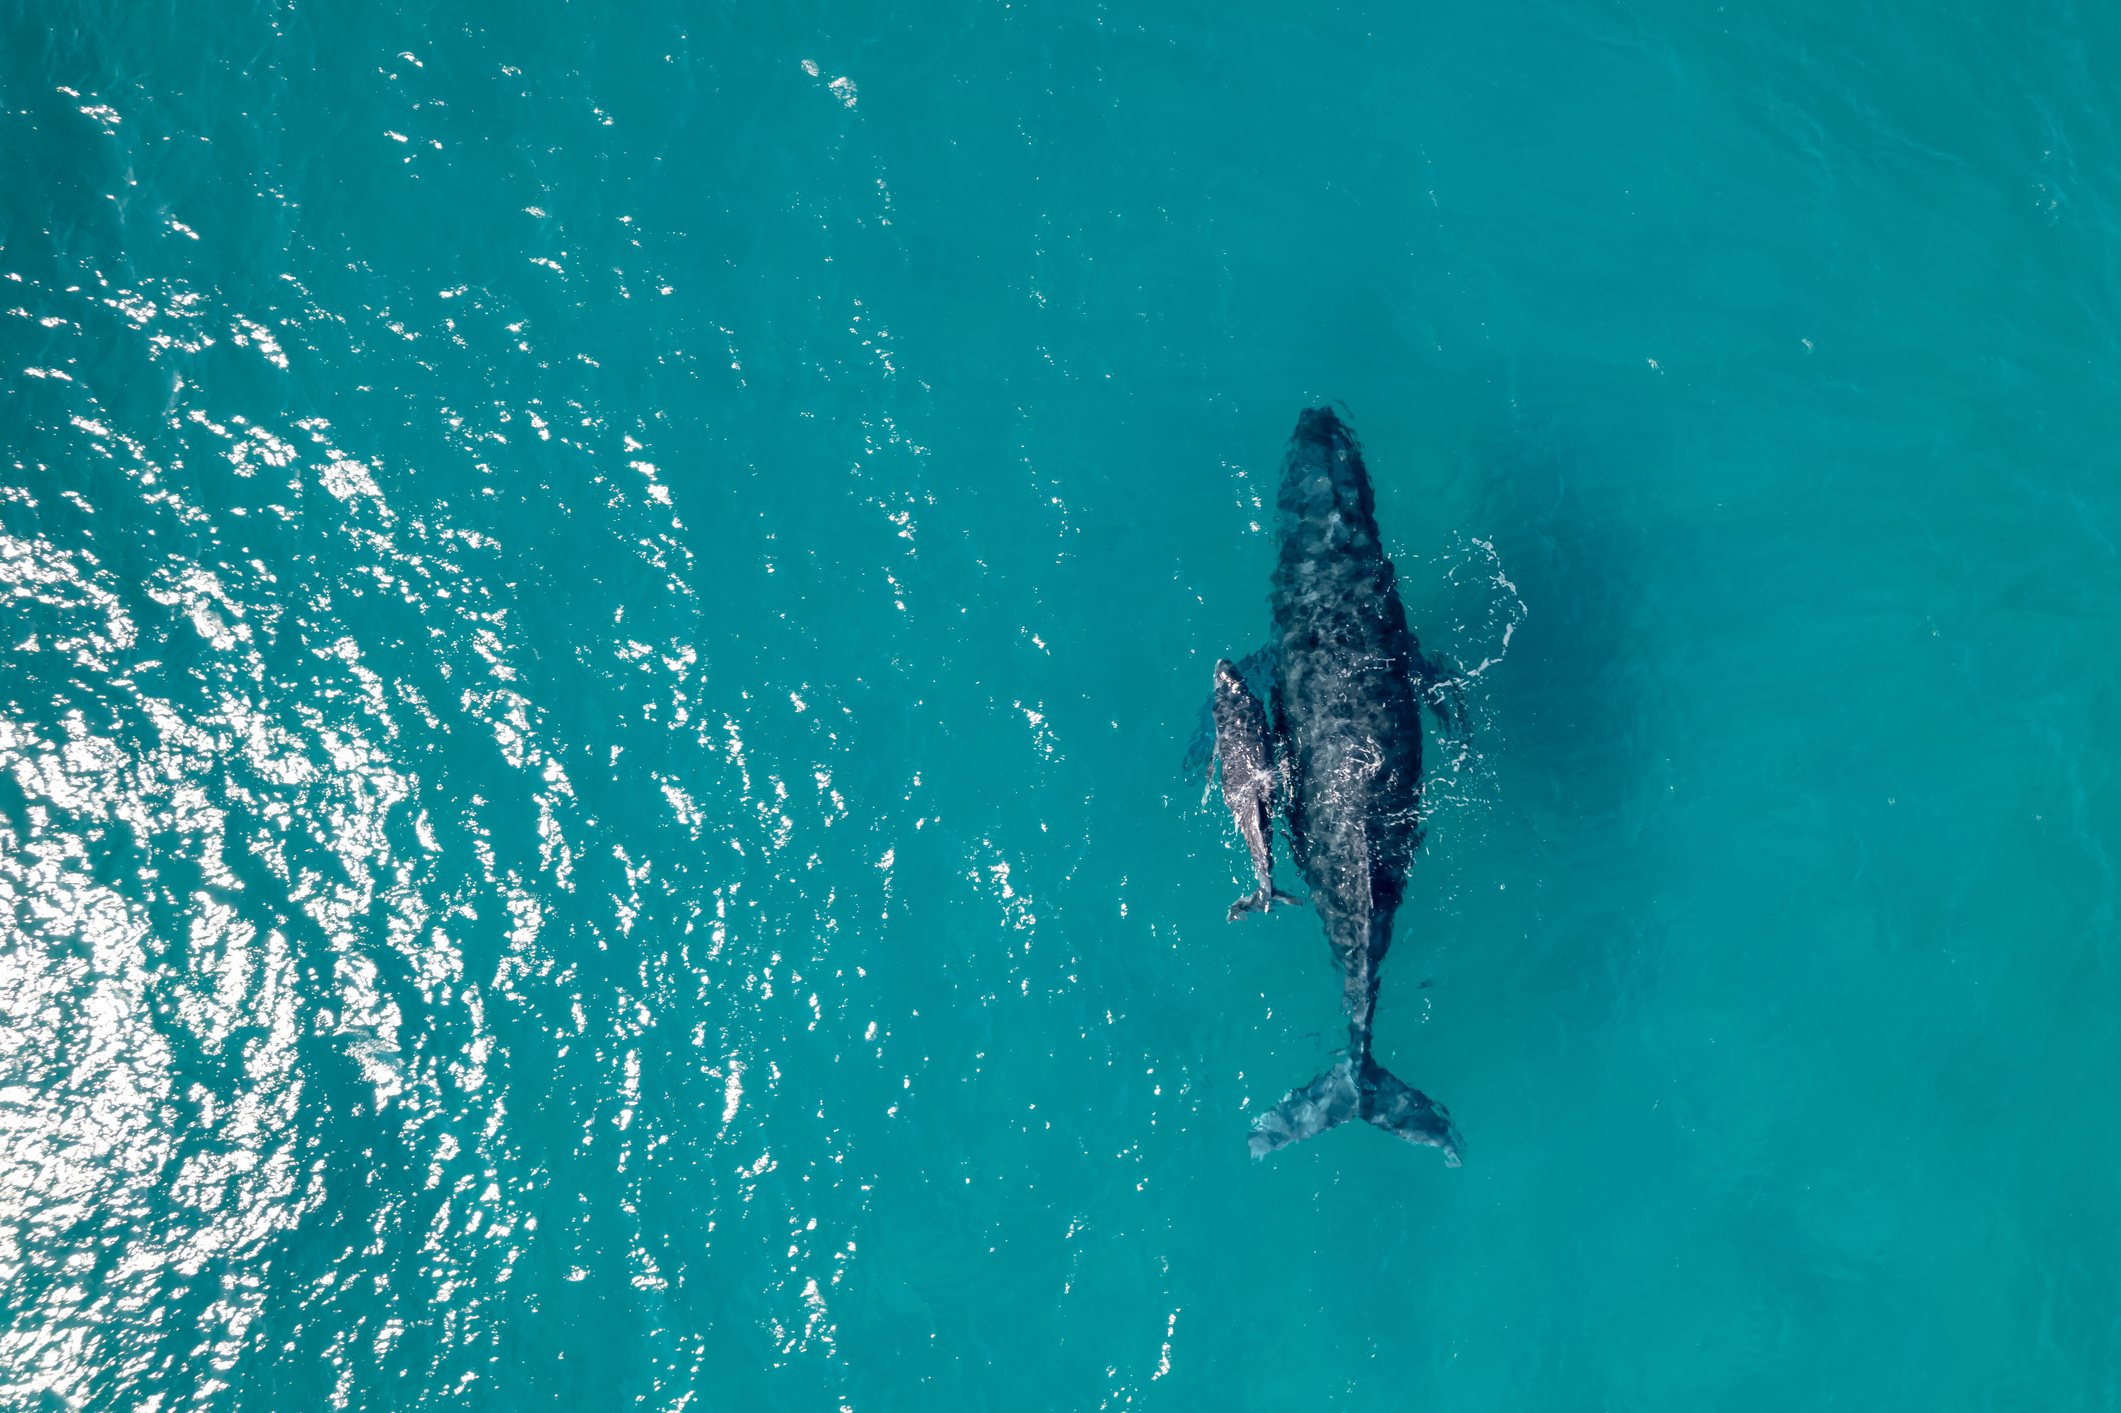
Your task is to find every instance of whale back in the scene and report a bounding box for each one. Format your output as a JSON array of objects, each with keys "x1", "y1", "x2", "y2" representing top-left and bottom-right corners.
[{"x1": 1269, "y1": 408, "x2": 1426, "y2": 982}]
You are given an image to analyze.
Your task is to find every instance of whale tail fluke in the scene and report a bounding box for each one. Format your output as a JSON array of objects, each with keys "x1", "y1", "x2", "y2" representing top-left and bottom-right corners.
[
  {"x1": 1360, "y1": 1065, "x2": 1463, "y2": 1166},
  {"x1": 1227, "y1": 886, "x2": 1307, "y2": 921},
  {"x1": 1247, "y1": 1057, "x2": 1461, "y2": 1165},
  {"x1": 1247, "y1": 1060, "x2": 1362, "y2": 1156}
]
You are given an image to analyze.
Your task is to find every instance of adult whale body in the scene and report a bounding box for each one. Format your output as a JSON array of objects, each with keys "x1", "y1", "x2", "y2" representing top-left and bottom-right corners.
[{"x1": 1247, "y1": 407, "x2": 1462, "y2": 1165}]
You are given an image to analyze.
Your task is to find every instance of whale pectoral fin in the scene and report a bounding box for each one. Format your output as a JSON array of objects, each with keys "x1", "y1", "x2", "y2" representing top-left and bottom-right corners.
[
  {"x1": 1413, "y1": 648, "x2": 1468, "y2": 735},
  {"x1": 1233, "y1": 643, "x2": 1279, "y2": 695},
  {"x1": 1248, "y1": 1060, "x2": 1362, "y2": 1158},
  {"x1": 1360, "y1": 1066, "x2": 1462, "y2": 1167},
  {"x1": 1181, "y1": 709, "x2": 1217, "y2": 781}
]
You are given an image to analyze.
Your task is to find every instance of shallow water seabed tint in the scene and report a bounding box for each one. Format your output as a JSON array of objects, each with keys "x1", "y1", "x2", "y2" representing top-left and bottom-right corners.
[{"x1": 2, "y1": 0, "x2": 2119, "y2": 1409}]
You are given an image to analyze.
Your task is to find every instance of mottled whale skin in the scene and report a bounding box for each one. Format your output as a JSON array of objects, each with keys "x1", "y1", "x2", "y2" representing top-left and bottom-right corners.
[
  {"x1": 1248, "y1": 407, "x2": 1461, "y2": 1165},
  {"x1": 1210, "y1": 658, "x2": 1301, "y2": 921}
]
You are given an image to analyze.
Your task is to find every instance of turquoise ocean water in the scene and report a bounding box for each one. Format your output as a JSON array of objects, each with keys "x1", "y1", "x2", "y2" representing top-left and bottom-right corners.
[{"x1": 4, "y1": 2, "x2": 2119, "y2": 1407}]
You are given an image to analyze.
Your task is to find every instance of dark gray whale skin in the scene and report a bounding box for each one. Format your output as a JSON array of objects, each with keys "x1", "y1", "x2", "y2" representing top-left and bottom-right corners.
[{"x1": 1248, "y1": 407, "x2": 1462, "y2": 1165}]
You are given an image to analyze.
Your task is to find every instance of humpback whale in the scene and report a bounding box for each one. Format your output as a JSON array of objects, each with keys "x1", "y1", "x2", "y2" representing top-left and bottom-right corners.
[
  {"x1": 1242, "y1": 407, "x2": 1463, "y2": 1165},
  {"x1": 1209, "y1": 658, "x2": 1303, "y2": 920}
]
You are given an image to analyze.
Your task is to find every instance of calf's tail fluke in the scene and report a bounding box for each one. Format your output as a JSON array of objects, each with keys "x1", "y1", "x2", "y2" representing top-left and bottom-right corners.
[{"x1": 1247, "y1": 1055, "x2": 1461, "y2": 1166}]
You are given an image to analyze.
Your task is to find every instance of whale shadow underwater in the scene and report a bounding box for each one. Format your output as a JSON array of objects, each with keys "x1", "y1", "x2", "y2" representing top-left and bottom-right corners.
[{"x1": 1202, "y1": 406, "x2": 1465, "y2": 1165}]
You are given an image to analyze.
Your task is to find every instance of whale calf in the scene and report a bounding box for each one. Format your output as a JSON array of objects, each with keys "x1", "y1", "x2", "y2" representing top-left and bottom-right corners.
[
  {"x1": 1242, "y1": 407, "x2": 1462, "y2": 1165},
  {"x1": 1209, "y1": 658, "x2": 1302, "y2": 920}
]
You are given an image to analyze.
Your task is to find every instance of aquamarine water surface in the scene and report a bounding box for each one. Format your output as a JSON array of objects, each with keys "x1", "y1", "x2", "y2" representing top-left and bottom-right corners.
[{"x1": 3, "y1": 1, "x2": 2117, "y2": 1408}]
